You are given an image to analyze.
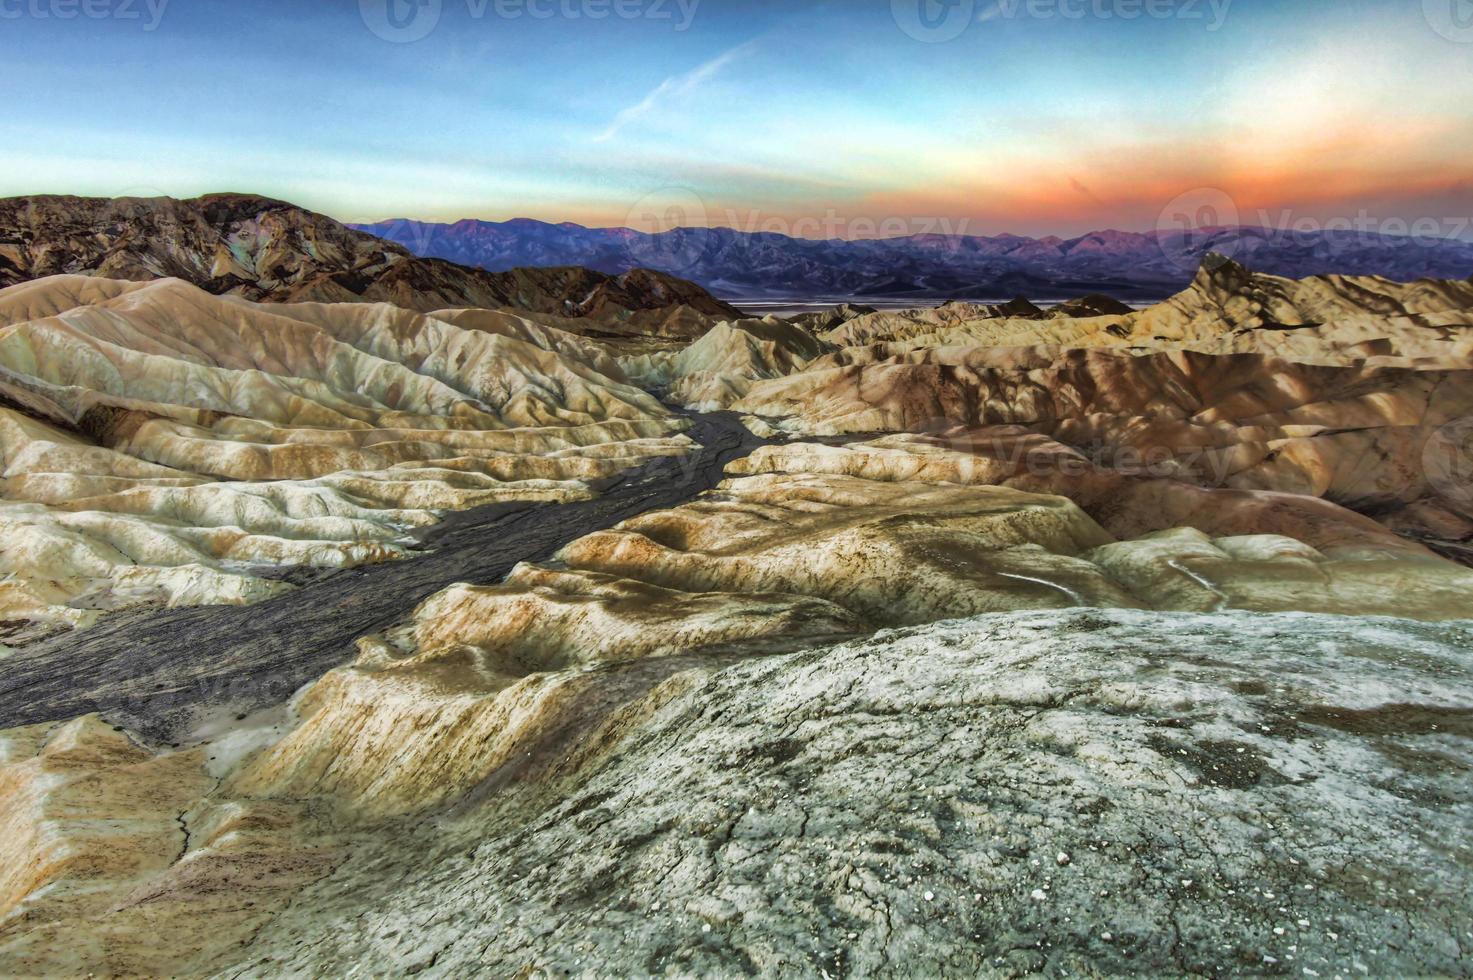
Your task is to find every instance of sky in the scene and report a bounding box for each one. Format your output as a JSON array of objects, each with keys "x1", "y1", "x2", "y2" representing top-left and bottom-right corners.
[{"x1": 2, "y1": 0, "x2": 1471, "y2": 239}]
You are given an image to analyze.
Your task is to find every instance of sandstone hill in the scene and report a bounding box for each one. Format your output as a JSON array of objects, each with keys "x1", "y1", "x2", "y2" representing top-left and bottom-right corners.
[
  {"x1": 818, "y1": 255, "x2": 1473, "y2": 361},
  {"x1": 0, "y1": 195, "x2": 744, "y2": 325},
  {"x1": 609, "y1": 257, "x2": 1473, "y2": 557},
  {"x1": 0, "y1": 274, "x2": 690, "y2": 638}
]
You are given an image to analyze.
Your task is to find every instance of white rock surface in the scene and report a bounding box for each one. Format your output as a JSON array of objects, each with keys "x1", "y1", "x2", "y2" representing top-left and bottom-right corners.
[{"x1": 215, "y1": 609, "x2": 1473, "y2": 978}]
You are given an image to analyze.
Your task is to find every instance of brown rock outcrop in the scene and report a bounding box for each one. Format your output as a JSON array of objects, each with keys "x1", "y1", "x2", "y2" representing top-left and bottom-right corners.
[{"x1": 0, "y1": 194, "x2": 744, "y2": 323}]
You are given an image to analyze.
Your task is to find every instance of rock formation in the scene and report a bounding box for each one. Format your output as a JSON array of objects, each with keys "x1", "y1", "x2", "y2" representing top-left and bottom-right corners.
[
  {"x1": 0, "y1": 194, "x2": 744, "y2": 323},
  {"x1": 818, "y1": 257, "x2": 1473, "y2": 363},
  {"x1": 706, "y1": 259, "x2": 1473, "y2": 557},
  {"x1": 621, "y1": 317, "x2": 832, "y2": 410},
  {"x1": 234, "y1": 608, "x2": 1473, "y2": 978},
  {"x1": 1046, "y1": 293, "x2": 1136, "y2": 318},
  {"x1": 214, "y1": 467, "x2": 1470, "y2": 821},
  {"x1": 0, "y1": 274, "x2": 691, "y2": 633}
]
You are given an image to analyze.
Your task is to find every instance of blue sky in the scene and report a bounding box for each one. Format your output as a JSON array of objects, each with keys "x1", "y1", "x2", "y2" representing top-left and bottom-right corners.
[{"x1": 2, "y1": 0, "x2": 1471, "y2": 237}]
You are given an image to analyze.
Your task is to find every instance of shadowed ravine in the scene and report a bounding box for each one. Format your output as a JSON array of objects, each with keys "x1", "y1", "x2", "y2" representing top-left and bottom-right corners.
[{"x1": 0, "y1": 411, "x2": 766, "y2": 743}]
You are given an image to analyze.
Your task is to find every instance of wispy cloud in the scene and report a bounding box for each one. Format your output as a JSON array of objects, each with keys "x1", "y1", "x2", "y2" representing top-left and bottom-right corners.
[
  {"x1": 592, "y1": 41, "x2": 757, "y2": 143},
  {"x1": 976, "y1": 2, "x2": 1006, "y2": 25}
]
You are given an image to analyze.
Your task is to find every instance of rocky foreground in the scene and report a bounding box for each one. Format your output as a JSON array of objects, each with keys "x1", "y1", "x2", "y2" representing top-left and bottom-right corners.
[
  {"x1": 2, "y1": 609, "x2": 1470, "y2": 976},
  {"x1": 239, "y1": 609, "x2": 1473, "y2": 978},
  {"x1": 0, "y1": 233, "x2": 1471, "y2": 975}
]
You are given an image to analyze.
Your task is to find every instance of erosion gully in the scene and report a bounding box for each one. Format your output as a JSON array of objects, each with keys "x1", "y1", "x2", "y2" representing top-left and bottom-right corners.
[{"x1": 0, "y1": 411, "x2": 766, "y2": 743}]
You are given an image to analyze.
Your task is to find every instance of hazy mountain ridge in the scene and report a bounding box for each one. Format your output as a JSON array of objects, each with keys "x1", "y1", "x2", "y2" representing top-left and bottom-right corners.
[
  {"x1": 0, "y1": 195, "x2": 742, "y2": 321},
  {"x1": 355, "y1": 217, "x2": 1473, "y2": 301}
]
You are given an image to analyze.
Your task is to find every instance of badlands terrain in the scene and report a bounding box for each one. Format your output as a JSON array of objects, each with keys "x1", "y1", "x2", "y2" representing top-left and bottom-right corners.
[{"x1": 0, "y1": 198, "x2": 1471, "y2": 977}]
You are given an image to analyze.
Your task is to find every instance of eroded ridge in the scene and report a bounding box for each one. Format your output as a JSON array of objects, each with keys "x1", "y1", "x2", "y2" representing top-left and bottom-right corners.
[{"x1": 0, "y1": 275, "x2": 693, "y2": 633}]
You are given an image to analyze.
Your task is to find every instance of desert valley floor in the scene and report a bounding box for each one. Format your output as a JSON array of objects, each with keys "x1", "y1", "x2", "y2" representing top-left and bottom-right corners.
[{"x1": 0, "y1": 197, "x2": 1470, "y2": 977}]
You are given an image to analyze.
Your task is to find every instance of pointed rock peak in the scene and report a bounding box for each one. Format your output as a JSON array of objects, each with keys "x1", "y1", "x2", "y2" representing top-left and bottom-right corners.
[
  {"x1": 999, "y1": 295, "x2": 1044, "y2": 317},
  {"x1": 1049, "y1": 294, "x2": 1134, "y2": 318},
  {"x1": 1195, "y1": 251, "x2": 1253, "y2": 290},
  {"x1": 1199, "y1": 250, "x2": 1247, "y2": 274}
]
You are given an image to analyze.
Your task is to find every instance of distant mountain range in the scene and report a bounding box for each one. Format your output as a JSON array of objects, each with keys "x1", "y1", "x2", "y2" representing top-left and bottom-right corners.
[
  {"x1": 0, "y1": 195, "x2": 741, "y2": 322},
  {"x1": 353, "y1": 218, "x2": 1473, "y2": 302}
]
